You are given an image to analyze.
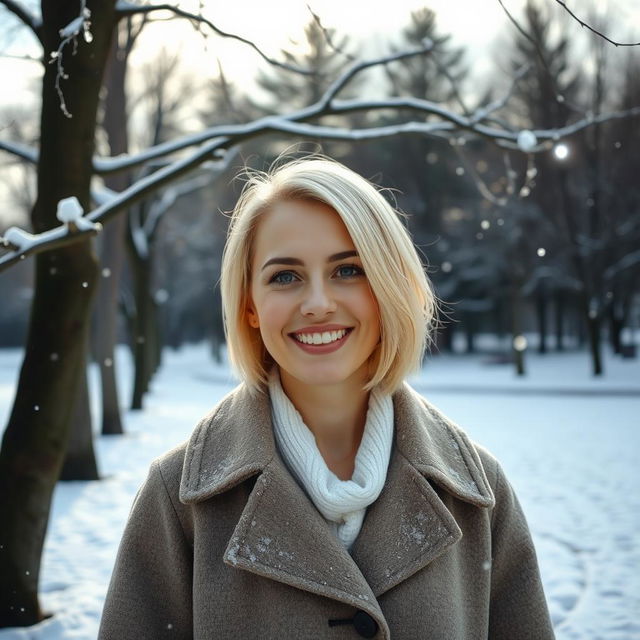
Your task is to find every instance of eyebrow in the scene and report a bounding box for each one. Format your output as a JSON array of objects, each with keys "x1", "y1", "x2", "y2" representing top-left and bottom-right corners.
[{"x1": 261, "y1": 250, "x2": 359, "y2": 272}]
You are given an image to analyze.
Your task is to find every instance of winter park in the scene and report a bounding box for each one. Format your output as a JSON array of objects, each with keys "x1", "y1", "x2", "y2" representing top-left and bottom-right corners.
[{"x1": 0, "y1": 1, "x2": 639, "y2": 639}]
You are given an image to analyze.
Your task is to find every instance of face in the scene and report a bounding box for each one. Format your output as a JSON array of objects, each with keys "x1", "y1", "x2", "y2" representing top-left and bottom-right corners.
[{"x1": 247, "y1": 199, "x2": 381, "y2": 393}]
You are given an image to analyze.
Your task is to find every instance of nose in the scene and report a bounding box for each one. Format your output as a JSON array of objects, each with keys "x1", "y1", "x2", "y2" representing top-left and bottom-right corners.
[{"x1": 299, "y1": 278, "x2": 336, "y2": 317}]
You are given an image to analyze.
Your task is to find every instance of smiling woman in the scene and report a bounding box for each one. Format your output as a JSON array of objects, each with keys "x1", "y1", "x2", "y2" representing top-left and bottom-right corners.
[{"x1": 99, "y1": 156, "x2": 555, "y2": 640}]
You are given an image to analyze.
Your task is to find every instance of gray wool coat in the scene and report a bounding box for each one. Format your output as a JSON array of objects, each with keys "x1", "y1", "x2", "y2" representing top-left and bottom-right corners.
[{"x1": 99, "y1": 382, "x2": 555, "y2": 640}]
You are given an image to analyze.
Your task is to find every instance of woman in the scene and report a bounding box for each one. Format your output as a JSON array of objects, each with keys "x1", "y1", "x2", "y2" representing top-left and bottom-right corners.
[{"x1": 99, "y1": 157, "x2": 554, "y2": 639}]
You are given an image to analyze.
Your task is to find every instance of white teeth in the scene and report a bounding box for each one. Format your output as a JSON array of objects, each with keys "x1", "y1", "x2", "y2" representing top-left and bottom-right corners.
[{"x1": 294, "y1": 329, "x2": 348, "y2": 345}]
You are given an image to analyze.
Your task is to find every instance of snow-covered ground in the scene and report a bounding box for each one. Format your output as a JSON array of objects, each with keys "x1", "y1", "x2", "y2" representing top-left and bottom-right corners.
[{"x1": 0, "y1": 343, "x2": 638, "y2": 639}]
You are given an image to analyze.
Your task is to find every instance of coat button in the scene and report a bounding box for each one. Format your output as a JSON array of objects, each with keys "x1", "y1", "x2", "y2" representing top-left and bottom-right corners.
[{"x1": 352, "y1": 610, "x2": 378, "y2": 638}]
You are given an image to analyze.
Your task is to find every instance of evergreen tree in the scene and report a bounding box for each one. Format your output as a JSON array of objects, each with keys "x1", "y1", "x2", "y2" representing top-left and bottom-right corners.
[
  {"x1": 385, "y1": 7, "x2": 467, "y2": 105},
  {"x1": 252, "y1": 18, "x2": 358, "y2": 114}
]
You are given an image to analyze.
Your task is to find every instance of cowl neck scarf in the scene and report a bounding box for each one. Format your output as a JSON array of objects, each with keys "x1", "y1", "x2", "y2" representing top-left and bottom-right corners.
[{"x1": 268, "y1": 367, "x2": 394, "y2": 549}]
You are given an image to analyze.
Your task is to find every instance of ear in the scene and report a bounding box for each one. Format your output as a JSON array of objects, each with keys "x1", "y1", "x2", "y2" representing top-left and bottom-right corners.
[{"x1": 246, "y1": 304, "x2": 260, "y2": 328}]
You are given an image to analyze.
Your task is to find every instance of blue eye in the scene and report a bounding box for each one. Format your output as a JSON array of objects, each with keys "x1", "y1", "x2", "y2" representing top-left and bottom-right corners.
[
  {"x1": 269, "y1": 271, "x2": 298, "y2": 285},
  {"x1": 336, "y1": 264, "x2": 364, "y2": 278}
]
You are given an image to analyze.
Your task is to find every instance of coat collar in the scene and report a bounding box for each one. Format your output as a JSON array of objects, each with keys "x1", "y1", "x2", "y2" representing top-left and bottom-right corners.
[
  {"x1": 179, "y1": 382, "x2": 494, "y2": 635},
  {"x1": 179, "y1": 381, "x2": 494, "y2": 509}
]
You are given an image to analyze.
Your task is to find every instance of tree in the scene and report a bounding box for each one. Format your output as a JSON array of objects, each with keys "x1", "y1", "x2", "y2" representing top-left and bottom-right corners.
[
  {"x1": 503, "y1": 0, "x2": 640, "y2": 373},
  {"x1": 0, "y1": 0, "x2": 116, "y2": 625},
  {"x1": 92, "y1": 16, "x2": 142, "y2": 435},
  {"x1": 385, "y1": 7, "x2": 466, "y2": 105},
  {"x1": 252, "y1": 17, "x2": 357, "y2": 114},
  {"x1": 604, "y1": 49, "x2": 640, "y2": 355}
]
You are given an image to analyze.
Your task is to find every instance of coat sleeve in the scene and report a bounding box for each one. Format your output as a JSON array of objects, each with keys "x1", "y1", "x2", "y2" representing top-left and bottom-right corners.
[
  {"x1": 98, "y1": 460, "x2": 193, "y2": 640},
  {"x1": 487, "y1": 460, "x2": 556, "y2": 639}
]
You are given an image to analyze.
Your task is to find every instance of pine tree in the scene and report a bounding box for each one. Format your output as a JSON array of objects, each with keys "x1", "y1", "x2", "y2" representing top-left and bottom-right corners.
[
  {"x1": 252, "y1": 18, "x2": 358, "y2": 114},
  {"x1": 385, "y1": 7, "x2": 467, "y2": 105}
]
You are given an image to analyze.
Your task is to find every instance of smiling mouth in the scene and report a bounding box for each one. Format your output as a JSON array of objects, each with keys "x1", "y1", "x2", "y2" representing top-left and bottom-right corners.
[{"x1": 290, "y1": 328, "x2": 353, "y2": 345}]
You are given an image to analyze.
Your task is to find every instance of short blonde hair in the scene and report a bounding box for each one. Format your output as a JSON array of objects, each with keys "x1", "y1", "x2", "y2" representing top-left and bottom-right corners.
[{"x1": 220, "y1": 156, "x2": 437, "y2": 395}]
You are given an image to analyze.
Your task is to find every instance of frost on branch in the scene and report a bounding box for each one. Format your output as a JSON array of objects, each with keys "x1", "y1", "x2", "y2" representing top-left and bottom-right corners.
[
  {"x1": 56, "y1": 196, "x2": 101, "y2": 233},
  {"x1": 49, "y1": 3, "x2": 94, "y2": 118}
]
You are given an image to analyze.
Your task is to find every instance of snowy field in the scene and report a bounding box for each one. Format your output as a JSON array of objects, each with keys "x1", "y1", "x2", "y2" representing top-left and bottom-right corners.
[{"x1": 0, "y1": 343, "x2": 639, "y2": 639}]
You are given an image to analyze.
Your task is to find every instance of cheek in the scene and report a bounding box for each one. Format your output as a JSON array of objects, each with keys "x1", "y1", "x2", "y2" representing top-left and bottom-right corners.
[
  {"x1": 356, "y1": 286, "x2": 380, "y2": 323},
  {"x1": 256, "y1": 295, "x2": 291, "y2": 333}
]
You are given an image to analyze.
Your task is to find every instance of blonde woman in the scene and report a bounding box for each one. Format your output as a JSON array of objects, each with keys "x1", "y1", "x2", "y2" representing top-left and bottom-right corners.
[{"x1": 99, "y1": 157, "x2": 554, "y2": 639}]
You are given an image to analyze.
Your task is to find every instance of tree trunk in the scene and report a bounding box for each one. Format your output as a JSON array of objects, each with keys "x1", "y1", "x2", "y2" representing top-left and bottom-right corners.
[
  {"x1": 511, "y1": 285, "x2": 526, "y2": 376},
  {"x1": 129, "y1": 250, "x2": 152, "y2": 410},
  {"x1": 0, "y1": 1, "x2": 116, "y2": 627},
  {"x1": 586, "y1": 316, "x2": 603, "y2": 375},
  {"x1": 581, "y1": 295, "x2": 603, "y2": 376},
  {"x1": 462, "y1": 312, "x2": 476, "y2": 354},
  {"x1": 59, "y1": 363, "x2": 99, "y2": 480},
  {"x1": 95, "y1": 32, "x2": 132, "y2": 435},
  {"x1": 536, "y1": 286, "x2": 548, "y2": 354},
  {"x1": 608, "y1": 295, "x2": 626, "y2": 355},
  {"x1": 554, "y1": 291, "x2": 565, "y2": 351}
]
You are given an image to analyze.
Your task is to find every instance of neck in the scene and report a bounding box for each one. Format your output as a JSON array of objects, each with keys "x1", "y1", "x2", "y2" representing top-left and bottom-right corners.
[{"x1": 279, "y1": 369, "x2": 370, "y2": 480}]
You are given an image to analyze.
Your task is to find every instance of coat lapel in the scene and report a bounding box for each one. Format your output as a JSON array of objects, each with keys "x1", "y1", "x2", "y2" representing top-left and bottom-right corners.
[
  {"x1": 179, "y1": 384, "x2": 388, "y2": 632},
  {"x1": 223, "y1": 452, "x2": 387, "y2": 627},
  {"x1": 352, "y1": 383, "x2": 495, "y2": 596},
  {"x1": 179, "y1": 380, "x2": 495, "y2": 616}
]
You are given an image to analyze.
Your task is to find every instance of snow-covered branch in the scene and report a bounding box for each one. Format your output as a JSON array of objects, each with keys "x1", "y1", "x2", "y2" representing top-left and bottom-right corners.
[
  {"x1": 91, "y1": 45, "x2": 437, "y2": 173},
  {"x1": 85, "y1": 37, "x2": 638, "y2": 175},
  {"x1": 3, "y1": 99, "x2": 639, "y2": 178},
  {"x1": 0, "y1": 139, "x2": 38, "y2": 163},
  {"x1": 0, "y1": 0, "x2": 43, "y2": 45},
  {"x1": 0, "y1": 149, "x2": 230, "y2": 270},
  {"x1": 1, "y1": 197, "x2": 101, "y2": 270},
  {"x1": 114, "y1": 1, "x2": 314, "y2": 75},
  {"x1": 552, "y1": 0, "x2": 640, "y2": 47},
  {"x1": 318, "y1": 42, "x2": 434, "y2": 109}
]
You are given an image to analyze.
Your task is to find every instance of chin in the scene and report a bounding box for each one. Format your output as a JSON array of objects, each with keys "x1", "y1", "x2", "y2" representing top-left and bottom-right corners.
[{"x1": 286, "y1": 363, "x2": 365, "y2": 389}]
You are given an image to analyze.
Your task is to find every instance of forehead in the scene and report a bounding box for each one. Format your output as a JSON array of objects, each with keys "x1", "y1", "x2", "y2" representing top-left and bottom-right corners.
[{"x1": 252, "y1": 200, "x2": 355, "y2": 259}]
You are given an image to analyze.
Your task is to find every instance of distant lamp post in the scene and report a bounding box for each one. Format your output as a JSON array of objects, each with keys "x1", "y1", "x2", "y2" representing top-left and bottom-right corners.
[{"x1": 553, "y1": 142, "x2": 570, "y2": 161}]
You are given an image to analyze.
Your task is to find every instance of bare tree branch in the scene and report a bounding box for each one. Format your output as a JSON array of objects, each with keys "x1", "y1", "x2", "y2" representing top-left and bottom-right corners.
[
  {"x1": 452, "y1": 144, "x2": 507, "y2": 206},
  {"x1": 469, "y1": 64, "x2": 530, "y2": 123},
  {"x1": 114, "y1": 1, "x2": 314, "y2": 75},
  {"x1": 553, "y1": 0, "x2": 640, "y2": 47},
  {"x1": 0, "y1": 0, "x2": 43, "y2": 45}
]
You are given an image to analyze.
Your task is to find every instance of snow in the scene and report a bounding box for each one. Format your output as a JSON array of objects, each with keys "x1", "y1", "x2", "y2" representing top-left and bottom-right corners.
[
  {"x1": 56, "y1": 197, "x2": 99, "y2": 233},
  {"x1": 58, "y1": 16, "x2": 84, "y2": 39},
  {"x1": 0, "y1": 342, "x2": 638, "y2": 639},
  {"x1": 56, "y1": 197, "x2": 84, "y2": 223},
  {"x1": 2, "y1": 228, "x2": 37, "y2": 252},
  {"x1": 517, "y1": 129, "x2": 538, "y2": 152}
]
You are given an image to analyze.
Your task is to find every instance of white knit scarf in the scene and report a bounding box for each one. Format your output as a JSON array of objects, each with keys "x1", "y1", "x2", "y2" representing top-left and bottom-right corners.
[{"x1": 268, "y1": 367, "x2": 394, "y2": 550}]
